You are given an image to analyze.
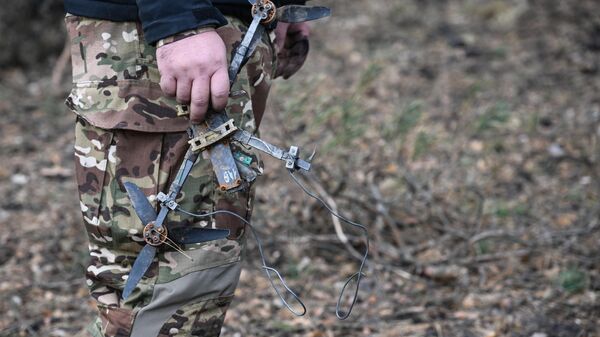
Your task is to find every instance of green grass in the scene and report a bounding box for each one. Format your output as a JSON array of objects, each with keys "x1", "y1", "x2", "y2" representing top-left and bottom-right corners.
[
  {"x1": 476, "y1": 239, "x2": 492, "y2": 255},
  {"x1": 321, "y1": 63, "x2": 386, "y2": 150},
  {"x1": 495, "y1": 207, "x2": 511, "y2": 218},
  {"x1": 357, "y1": 62, "x2": 383, "y2": 91},
  {"x1": 385, "y1": 100, "x2": 423, "y2": 142},
  {"x1": 558, "y1": 268, "x2": 587, "y2": 294},
  {"x1": 477, "y1": 101, "x2": 511, "y2": 132},
  {"x1": 413, "y1": 131, "x2": 434, "y2": 159}
]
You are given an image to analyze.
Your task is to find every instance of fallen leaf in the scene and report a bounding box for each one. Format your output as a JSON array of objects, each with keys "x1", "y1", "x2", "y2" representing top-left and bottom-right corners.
[{"x1": 41, "y1": 166, "x2": 72, "y2": 178}]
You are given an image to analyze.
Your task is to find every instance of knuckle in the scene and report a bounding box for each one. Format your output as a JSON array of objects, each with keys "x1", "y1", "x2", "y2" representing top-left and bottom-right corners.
[
  {"x1": 176, "y1": 91, "x2": 191, "y2": 103},
  {"x1": 191, "y1": 97, "x2": 209, "y2": 107},
  {"x1": 212, "y1": 89, "x2": 229, "y2": 100},
  {"x1": 211, "y1": 57, "x2": 225, "y2": 68},
  {"x1": 190, "y1": 113, "x2": 206, "y2": 124},
  {"x1": 195, "y1": 61, "x2": 208, "y2": 71},
  {"x1": 160, "y1": 84, "x2": 175, "y2": 95},
  {"x1": 178, "y1": 92, "x2": 191, "y2": 99}
]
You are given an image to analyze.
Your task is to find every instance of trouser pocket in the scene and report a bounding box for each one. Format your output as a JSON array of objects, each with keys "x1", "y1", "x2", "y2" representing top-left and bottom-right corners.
[
  {"x1": 158, "y1": 295, "x2": 234, "y2": 337},
  {"x1": 130, "y1": 262, "x2": 241, "y2": 337},
  {"x1": 74, "y1": 117, "x2": 114, "y2": 247}
]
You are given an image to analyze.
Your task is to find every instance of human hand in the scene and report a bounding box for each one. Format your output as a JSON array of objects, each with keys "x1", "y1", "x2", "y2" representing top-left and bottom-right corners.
[
  {"x1": 274, "y1": 22, "x2": 310, "y2": 79},
  {"x1": 157, "y1": 29, "x2": 229, "y2": 123}
]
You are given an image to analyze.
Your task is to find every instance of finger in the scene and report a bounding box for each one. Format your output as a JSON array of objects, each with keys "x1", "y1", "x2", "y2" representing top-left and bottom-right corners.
[
  {"x1": 283, "y1": 63, "x2": 299, "y2": 79},
  {"x1": 283, "y1": 39, "x2": 309, "y2": 79},
  {"x1": 190, "y1": 78, "x2": 210, "y2": 123},
  {"x1": 286, "y1": 23, "x2": 310, "y2": 50},
  {"x1": 275, "y1": 56, "x2": 288, "y2": 79},
  {"x1": 175, "y1": 79, "x2": 192, "y2": 104},
  {"x1": 210, "y1": 68, "x2": 230, "y2": 111},
  {"x1": 275, "y1": 45, "x2": 291, "y2": 79},
  {"x1": 274, "y1": 22, "x2": 290, "y2": 52},
  {"x1": 159, "y1": 76, "x2": 177, "y2": 96},
  {"x1": 289, "y1": 38, "x2": 309, "y2": 59},
  {"x1": 288, "y1": 22, "x2": 310, "y2": 37}
]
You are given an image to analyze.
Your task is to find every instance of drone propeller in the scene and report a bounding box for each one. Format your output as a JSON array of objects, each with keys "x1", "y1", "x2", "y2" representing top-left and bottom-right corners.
[
  {"x1": 121, "y1": 182, "x2": 230, "y2": 299},
  {"x1": 124, "y1": 182, "x2": 157, "y2": 225},
  {"x1": 277, "y1": 5, "x2": 331, "y2": 23}
]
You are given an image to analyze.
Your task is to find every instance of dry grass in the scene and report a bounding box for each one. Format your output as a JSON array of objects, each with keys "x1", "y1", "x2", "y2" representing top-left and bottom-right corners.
[{"x1": 1, "y1": 0, "x2": 599, "y2": 336}]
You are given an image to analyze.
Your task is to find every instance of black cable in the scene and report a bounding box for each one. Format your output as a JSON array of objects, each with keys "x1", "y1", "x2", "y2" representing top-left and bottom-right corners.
[
  {"x1": 176, "y1": 208, "x2": 307, "y2": 316},
  {"x1": 288, "y1": 170, "x2": 369, "y2": 320},
  {"x1": 175, "y1": 170, "x2": 369, "y2": 320}
]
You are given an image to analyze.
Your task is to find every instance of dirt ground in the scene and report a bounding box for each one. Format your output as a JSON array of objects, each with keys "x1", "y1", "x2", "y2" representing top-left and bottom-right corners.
[{"x1": 1, "y1": 0, "x2": 599, "y2": 336}]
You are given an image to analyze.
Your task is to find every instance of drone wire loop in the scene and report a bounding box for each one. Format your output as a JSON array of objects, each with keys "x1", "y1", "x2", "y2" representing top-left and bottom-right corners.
[
  {"x1": 174, "y1": 168, "x2": 370, "y2": 320},
  {"x1": 175, "y1": 208, "x2": 307, "y2": 316},
  {"x1": 288, "y1": 170, "x2": 369, "y2": 320}
]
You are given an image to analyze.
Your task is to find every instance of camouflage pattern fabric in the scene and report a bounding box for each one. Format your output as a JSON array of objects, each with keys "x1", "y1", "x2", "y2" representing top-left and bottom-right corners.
[
  {"x1": 156, "y1": 27, "x2": 215, "y2": 48},
  {"x1": 157, "y1": 296, "x2": 234, "y2": 337},
  {"x1": 66, "y1": 13, "x2": 276, "y2": 337}
]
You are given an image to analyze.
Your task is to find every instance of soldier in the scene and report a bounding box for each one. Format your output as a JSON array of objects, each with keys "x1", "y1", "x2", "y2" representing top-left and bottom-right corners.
[{"x1": 63, "y1": 0, "x2": 311, "y2": 336}]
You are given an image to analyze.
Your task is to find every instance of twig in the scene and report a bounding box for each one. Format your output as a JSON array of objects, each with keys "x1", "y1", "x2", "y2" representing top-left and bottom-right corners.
[
  {"x1": 431, "y1": 248, "x2": 533, "y2": 266},
  {"x1": 268, "y1": 233, "x2": 364, "y2": 244},
  {"x1": 304, "y1": 174, "x2": 365, "y2": 262},
  {"x1": 434, "y1": 322, "x2": 444, "y2": 337},
  {"x1": 549, "y1": 218, "x2": 599, "y2": 237},
  {"x1": 468, "y1": 229, "x2": 526, "y2": 246},
  {"x1": 430, "y1": 207, "x2": 469, "y2": 240},
  {"x1": 470, "y1": 188, "x2": 485, "y2": 234},
  {"x1": 384, "y1": 264, "x2": 415, "y2": 281},
  {"x1": 368, "y1": 175, "x2": 405, "y2": 247},
  {"x1": 258, "y1": 228, "x2": 416, "y2": 280},
  {"x1": 371, "y1": 216, "x2": 384, "y2": 260}
]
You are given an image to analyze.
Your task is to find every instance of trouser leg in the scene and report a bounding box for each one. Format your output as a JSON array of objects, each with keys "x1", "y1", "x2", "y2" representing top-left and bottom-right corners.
[{"x1": 68, "y1": 14, "x2": 276, "y2": 337}]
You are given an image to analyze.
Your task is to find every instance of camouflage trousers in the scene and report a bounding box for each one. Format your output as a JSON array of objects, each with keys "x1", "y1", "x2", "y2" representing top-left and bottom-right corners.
[{"x1": 65, "y1": 14, "x2": 275, "y2": 337}]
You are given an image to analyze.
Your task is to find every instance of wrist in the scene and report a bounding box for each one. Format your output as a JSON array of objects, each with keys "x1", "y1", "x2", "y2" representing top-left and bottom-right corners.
[{"x1": 156, "y1": 26, "x2": 216, "y2": 48}]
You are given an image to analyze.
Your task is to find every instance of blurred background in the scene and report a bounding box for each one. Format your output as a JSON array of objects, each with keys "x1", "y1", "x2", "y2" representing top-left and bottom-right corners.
[{"x1": 0, "y1": 0, "x2": 599, "y2": 336}]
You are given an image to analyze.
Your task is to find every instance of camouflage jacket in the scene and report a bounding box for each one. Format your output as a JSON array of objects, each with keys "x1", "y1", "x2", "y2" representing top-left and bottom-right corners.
[{"x1": 63, "y1": 0, "x2": 307, "y2": 44}]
